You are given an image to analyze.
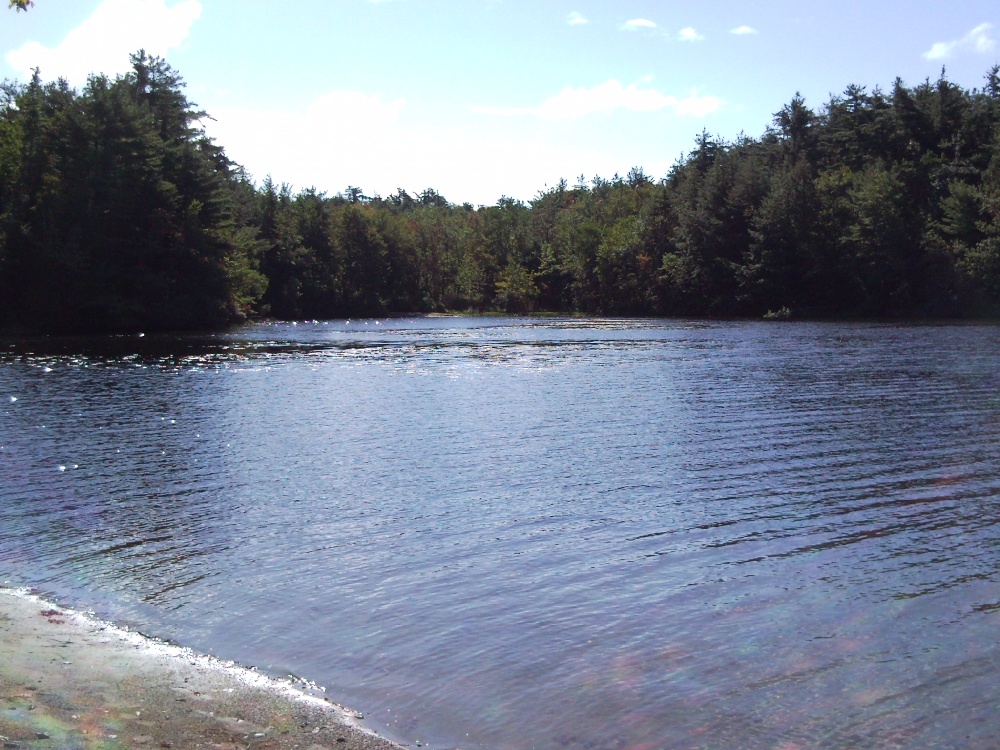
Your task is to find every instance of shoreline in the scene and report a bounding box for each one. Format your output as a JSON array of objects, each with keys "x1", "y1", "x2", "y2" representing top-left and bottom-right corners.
[
  {"x1": 4, "y1": 312, "x2": 1000, "y2": 341},
  {"x1": 0, "y1": 588, "x2": 404, "y2": 750}
]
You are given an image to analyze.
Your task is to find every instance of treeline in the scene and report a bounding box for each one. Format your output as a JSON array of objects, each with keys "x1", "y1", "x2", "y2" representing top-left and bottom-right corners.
[
  {"x1": 3, "y1": 55, "x2": 1000, "y2": 333},
  {"x1": 0, "y1": 53, "x2": 265, "y2": 333}
]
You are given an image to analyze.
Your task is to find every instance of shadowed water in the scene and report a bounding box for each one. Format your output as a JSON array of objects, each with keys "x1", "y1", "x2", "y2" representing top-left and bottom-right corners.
[{"x1": 1, "y1": 318, "x2": 998, "y2": 749}]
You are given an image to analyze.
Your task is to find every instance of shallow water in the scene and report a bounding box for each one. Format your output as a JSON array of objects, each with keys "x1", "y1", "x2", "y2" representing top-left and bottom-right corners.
[{"x1": 1, "y1": 317, "x2": 998, "y2": 749}]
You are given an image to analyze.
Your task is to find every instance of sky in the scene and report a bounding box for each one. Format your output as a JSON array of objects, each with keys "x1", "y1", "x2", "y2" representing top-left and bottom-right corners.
[{"x1": 1, "y1": 1, "x2": 999, "y2": 206}]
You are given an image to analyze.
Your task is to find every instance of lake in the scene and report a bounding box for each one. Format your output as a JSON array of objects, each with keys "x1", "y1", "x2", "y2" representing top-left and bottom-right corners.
[{"x1": 1, "y1": 317, "x2": 998, "y2": 749}]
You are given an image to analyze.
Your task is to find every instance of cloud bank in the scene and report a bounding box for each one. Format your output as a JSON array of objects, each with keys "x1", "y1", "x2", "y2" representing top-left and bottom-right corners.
[
  {"x1": 6, "y1": 0, "x2": 202, "y2": 86},
  {"x1": 205, "y1": 89, "x2": 679, "y2": 207}
]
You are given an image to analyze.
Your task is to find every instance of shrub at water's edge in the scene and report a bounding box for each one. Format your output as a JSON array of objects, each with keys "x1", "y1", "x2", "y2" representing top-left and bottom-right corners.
[{"x1": 3, "y1": 56, "x2": 1000, "y2": 332}]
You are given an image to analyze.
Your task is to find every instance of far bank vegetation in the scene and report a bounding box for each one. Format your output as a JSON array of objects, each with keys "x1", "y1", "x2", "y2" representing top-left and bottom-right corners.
[{"x1": 3, "y1": 53, "x2": 1000, "y2": 332}]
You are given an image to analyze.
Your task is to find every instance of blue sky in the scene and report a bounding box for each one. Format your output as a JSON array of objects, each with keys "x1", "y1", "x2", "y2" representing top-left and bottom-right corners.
[{"x1": 2, "y1": 1, "x2": 998, "y2": 206}]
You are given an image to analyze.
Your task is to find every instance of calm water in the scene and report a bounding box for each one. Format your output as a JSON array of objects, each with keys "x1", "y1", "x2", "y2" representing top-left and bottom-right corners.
[{"x1": 1, "y1": 318, "x2": 999, "y2": 749}]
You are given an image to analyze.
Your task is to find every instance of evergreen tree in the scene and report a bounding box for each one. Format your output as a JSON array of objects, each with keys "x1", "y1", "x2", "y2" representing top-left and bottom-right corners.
[{"x1": 0, "y1": 54, "x2": 265, "y2": 333}]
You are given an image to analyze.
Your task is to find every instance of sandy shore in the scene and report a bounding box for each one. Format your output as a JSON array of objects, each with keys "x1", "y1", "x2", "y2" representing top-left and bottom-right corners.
[{"x1": 0, "y1": 588, "x2": 404, "y2": 750}]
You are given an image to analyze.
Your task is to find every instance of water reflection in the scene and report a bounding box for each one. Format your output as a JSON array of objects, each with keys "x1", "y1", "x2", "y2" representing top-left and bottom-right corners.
[
  {"x1": 1, "y1": 318, "x2": 999, "y2": 749},
  {"x1": 0, "y1": 361, "x2": 241, "y2": 624}
]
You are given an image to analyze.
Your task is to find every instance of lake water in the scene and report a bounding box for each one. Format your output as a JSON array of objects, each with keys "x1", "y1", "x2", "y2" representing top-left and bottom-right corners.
[{"x1": 1, "y1": 317, "x2": 998, "y2": 749}]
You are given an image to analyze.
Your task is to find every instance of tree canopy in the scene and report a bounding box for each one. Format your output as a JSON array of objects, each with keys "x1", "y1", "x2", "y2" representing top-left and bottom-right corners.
[
  {"x1": 0, "y1": 52, "x2": 265, "y2": 333},
  {"x1": 3, "y1": 56, "x2": 1000, "y2": 333}
]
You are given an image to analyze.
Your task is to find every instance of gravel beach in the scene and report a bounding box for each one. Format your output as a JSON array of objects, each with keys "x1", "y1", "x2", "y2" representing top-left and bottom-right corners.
[{"x1": 0, "y1": 588, "x2": 404, "y2": 750}]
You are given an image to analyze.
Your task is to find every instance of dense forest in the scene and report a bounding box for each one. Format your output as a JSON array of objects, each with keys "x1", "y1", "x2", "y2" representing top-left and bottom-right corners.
[{"x1": 2, "y1": 52, "x2": 1000, "y2": 333}]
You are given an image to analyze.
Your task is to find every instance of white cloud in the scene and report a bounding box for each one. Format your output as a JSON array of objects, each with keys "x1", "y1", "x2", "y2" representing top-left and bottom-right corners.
[
  {"x1": 306, "y1": 91, "x2": 405, "y2": 132},
  {"x1": 566, "y1": 11, "x2": 588, "y2": 26},
  {"x1": 621, "y1": 18, "x2": 657, "y2": 32},
  {"x1": 472, "y1": 79, "x2": 722, "y2": 121},
  {"x1": 674, "y1": 91, "x2": 723, "y2": 117},
  {"x1": 677, "y1": 27, "x2": 704, "y2": 42},
  {"x1": 204, "y1": 91, "x2": 407, "y2": 185},
  {"x1": 204, "y1": 90, "x2": 677, "y2": 207},
  {"x1": 923, "y1": 22, "x2": 995, "y2": 60},
  {"x1": 730, "y1": 25, "x2": 758, "y2": 35},
  {"x1": 6, "y1": 0, "x2": 201, "y2": 86},
  {"x1": 205, "y1": 91, "x2": 407, "y2": 189}
]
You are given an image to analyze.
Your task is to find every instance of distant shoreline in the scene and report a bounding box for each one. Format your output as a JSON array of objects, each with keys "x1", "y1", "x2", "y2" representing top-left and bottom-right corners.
[{"x1": 3, "y1": 311, "x2": 1000, "y2": 342}]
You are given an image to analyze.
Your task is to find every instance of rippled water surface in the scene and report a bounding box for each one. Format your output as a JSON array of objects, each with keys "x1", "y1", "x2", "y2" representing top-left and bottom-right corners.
[{"x1": 2, "y1": 317, "x2": 999, "y2": 749}]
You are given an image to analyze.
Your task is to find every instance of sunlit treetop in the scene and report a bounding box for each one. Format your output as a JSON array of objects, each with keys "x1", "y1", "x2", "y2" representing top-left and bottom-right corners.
[{"x1": 8, "y1": 0, "x2": 34, "y2": 11}]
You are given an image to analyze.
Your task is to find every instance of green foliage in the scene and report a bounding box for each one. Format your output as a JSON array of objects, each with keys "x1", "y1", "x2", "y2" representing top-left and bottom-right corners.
[
  {"x1": 739, "y1": 164, "x2": 820, "y2": 314},
  {"x1": 183, "y1": 61, "x2": 1000, "y2": 323},
  {"x1": 336, "y1": 203, "x2": 389, "y2": 313},
  {"x1": 495, "y1": 258, "x2": 538, "y2": 313},
  {"x1": 4, "y1": 57, "x2": 1000, "y2": 330},
  {"x1": 957, "y1": 166, "x2": 1000, "y2": 312},
  {"x1": 0, "y1": 53, "x2": 265, "y2": 333}
]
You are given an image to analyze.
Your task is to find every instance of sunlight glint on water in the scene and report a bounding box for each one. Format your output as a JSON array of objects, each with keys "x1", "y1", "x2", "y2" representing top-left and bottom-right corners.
[{"x1": 1, "y1": 318, "x2": 999, "y2": 749}]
